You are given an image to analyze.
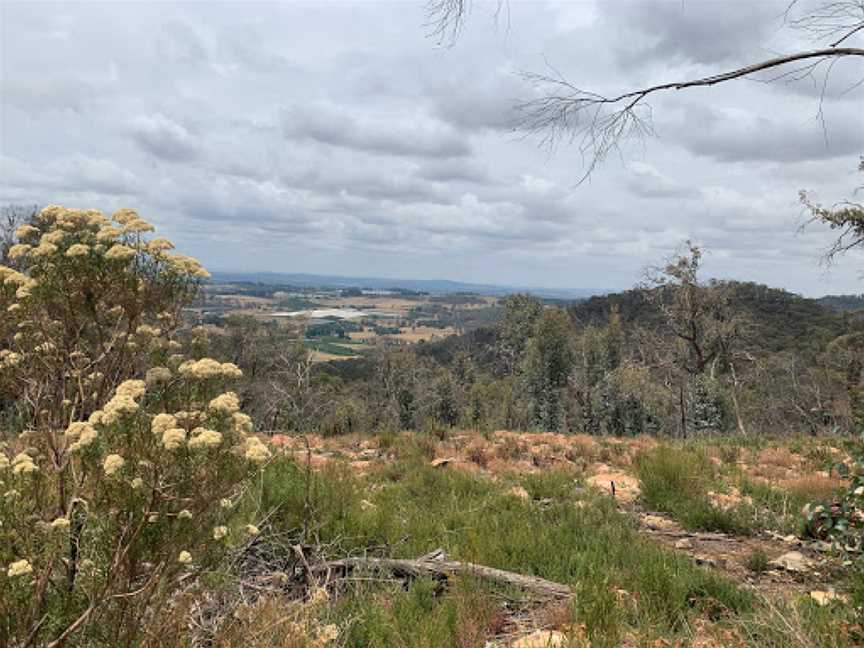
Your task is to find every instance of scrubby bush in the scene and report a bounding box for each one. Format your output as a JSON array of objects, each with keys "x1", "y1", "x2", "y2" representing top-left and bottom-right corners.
[
  {"x1": 0, "y1": 206, "x2": 271, "y2": 646},
  {"x1": 804, "y1": 433, "x2": 864, "y2": 558}
]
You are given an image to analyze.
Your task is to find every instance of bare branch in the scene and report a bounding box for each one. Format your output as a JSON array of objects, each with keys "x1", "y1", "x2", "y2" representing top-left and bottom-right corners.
[
  {"x1": 425, "y1": 0, "x2": 469, "y2": 46},
  {"x1": 788, "y1": 1, "x2": 864, "y2": 46},
  {"x1": 424, "y1": 0, "x2": 506, "y2": 46},
  {"x1": 517, "y1": 48, "x2": 864, "y2": 183}
]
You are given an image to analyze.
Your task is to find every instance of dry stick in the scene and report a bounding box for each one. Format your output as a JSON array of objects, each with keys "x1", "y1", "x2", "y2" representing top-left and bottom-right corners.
[{"x1": 313, "y1": 556, "x2": 572, "y2": 599}]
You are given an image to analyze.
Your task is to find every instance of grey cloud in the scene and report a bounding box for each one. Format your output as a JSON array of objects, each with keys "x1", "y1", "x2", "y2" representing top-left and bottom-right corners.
[
  {"x1": 130, "y1": 114, "x2": 200, "y2": 162},
  {"x1": 2, "y1": 155, "x2": 140, "y2": 196},
  {"x1": 424, "y1": 66, "x2": 524, "y2": 131},
  {"x1": 3, "y1": 78, "x2": 95, "y2": 115},
  {"x1": 625, "y1": 162, "x2": 699, "y2": 199},
  {"x1": 666, "y1": 102, "x2": 864, "y2": 163},
  {"x1": 155, "y1": 22, "x2": 210, "y2": 67},
  {"x1": 415, "y1": 158, "x2": 493, "y2": 184},
  {"x1": 602, "y1": 1, "x2": 785, "y2": 67},
  {"x1": 281, "y1": 103, "x2": 471, "y2": 158}
]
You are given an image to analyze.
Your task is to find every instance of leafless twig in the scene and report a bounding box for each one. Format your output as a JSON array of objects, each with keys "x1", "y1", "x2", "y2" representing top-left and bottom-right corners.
[{"x1": 517, "y1": 48, "x2": 864, "y2": 184}]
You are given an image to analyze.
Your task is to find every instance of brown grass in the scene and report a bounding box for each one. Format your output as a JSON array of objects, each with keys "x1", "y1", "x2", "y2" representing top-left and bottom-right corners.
[
  {"x1": 756, "y1": 447, "x2": 800, "y2": 470},
  {"x1": 781, "y1": 474, "x2": 845, "y2": 502},
  {"x1": 466, "y1": 438, "x2": 489, "y2": 468}
]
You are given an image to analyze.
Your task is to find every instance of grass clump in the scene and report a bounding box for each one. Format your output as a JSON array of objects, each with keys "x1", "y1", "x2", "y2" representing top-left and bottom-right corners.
[
  {"x1": 744, "y1": 548, "x2": 770, "y2": 573},
  {"x1": 636, "y1": 446, "x2": 752, "y2": 534}
]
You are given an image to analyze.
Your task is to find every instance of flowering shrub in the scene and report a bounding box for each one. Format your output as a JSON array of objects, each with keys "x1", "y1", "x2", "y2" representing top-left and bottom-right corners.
[{"x1": 0, "y1": 206, "x2": 271, "y2": 646}]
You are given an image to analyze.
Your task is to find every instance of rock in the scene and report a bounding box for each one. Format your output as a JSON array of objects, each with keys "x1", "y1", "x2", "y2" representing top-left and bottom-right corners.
[
  {"x1": 810, "y1": 590, "x2": 847, "y2": 606},
  {"x1": 674, "y1": 538, "x2": 694, "y2": 550},
  {"x1": 509, "y1": 485, "x2": 530, "y2": 500},
  {"x1": 808, "y1": 540, "x2": 834, "y2": 553},
  {"x1": 694, "y1": 555, "x2": 717, "y2": 568},
  {"x1": 641, "y1": 514, "x2": 678, "y2": 531},
  {"x1": 769, "y1": 551, "x2": 813, "y2": 573},
  {"x1": 510, "y1": 630, "x2": 567, "y2": 648}
]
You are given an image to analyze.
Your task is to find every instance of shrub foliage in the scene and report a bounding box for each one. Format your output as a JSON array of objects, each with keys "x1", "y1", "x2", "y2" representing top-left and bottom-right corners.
[{"x1": 0, "y1": 206, "x2": 270, "y2": 646}]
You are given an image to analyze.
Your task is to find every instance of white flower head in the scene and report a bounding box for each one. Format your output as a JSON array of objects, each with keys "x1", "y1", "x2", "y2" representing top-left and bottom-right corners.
[
  {"x1": 51, "y1": 517, "x2": 71, "y2": 531},
  {"x1": 7, "y1": 559, "x2": 33, "y2": 578},
  {"x1": 103, "y1": 454, "x2": 125, "y2": 476}
]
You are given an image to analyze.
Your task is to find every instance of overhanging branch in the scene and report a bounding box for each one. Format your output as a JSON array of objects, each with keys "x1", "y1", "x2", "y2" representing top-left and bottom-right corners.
[{"x1": 518, "y1": 48, "x2": 864, "y2": 183}]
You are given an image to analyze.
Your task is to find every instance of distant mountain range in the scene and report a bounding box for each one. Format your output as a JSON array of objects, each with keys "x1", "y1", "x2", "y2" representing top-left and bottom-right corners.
[{"x1": 210, "y1": 271, "x2": 608, "y2": 300}]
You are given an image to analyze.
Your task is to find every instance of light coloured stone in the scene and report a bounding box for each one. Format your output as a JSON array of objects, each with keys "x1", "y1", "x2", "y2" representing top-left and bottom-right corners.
[
  {"x1": 510, "y1": 630, "x2": 567, "y2": 648},
  {"x1": 769, "y1": 551, "x2": 813, "y2": 573}
]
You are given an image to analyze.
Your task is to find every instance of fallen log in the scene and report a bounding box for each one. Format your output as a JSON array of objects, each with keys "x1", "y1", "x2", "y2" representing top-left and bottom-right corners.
[
  {"x1": 643, "y1": 529, "x2": 730, "y2": 542},
  {"x1": 311, "y1": 554, "x2": 572, "y2": 599}
]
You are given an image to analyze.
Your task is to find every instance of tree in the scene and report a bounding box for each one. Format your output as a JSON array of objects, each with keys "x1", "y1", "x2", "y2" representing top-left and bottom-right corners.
[
  {"x1": 801, "y1": 158, "x2": 864, "y2": 260},
  {"x1": 496, "y1": 293, "x2": 543, "y2": 375},
  {"x1": 642, "y1": 243, "x2": 746, "y2": 435},
  {"x1": 0, "y1": 204, "x2": 38, "y2": 265},
  {"x1": 643, "y1": 243, "x2": 740, "y2": 377},
  {"x1": 524, "y1": 307, "x2": 574, "y2": 431}
]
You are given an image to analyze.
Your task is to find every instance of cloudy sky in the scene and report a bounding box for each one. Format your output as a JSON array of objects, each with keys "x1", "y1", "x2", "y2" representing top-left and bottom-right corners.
[{"x1": 1, "y1": 0, "x2": 862, "y2": 295}]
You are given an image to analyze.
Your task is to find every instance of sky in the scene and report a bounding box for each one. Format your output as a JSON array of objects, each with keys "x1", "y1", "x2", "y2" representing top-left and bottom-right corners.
[{"x1": 1, "y1": 0, "x2": 862, "y2": 296}]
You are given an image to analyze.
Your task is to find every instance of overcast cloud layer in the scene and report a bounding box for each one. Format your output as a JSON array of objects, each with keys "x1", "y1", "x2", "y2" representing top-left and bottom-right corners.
[{"x1": 1, "y1": 0, "x2": 863, "y2": 295}]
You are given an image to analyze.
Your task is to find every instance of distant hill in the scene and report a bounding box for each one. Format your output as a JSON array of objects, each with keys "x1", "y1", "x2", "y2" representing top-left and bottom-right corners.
[
  {"x1": 209, "y1": 271, "x2": 607, "y2": 300},
  {"x1": 571, "y1": 281, "x2": 851, "y2": 354},
  {"x1": 817, "y1": 294, "x2": 864, "y2": 313}
]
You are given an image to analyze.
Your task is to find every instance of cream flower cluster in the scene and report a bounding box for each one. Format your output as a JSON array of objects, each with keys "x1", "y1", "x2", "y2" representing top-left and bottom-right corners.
[
  {"x1": 103, "y1": 454, "x2": 125, "y2": 476},
  {"x1": 145, "y1": 366, "x2": 172, "y2": 385},
  {"x1": 105, "y1": 244, "x2": 136, "y2": 261},
  {"x1": 7, "y1": 559, "x2": 33, "y2": 578},
  {"x1": 98, "y1": 380, "x2": 146, "y2": 424},
  {"x1": 4, "y1": 206, "x2": 210, "y2": 287},
  {"x1": 65, "y1": 243, "x2": 90, "y2": 258},
  {"x1": 164, "y1": 253, "x2": 210, "y2": 279},
  {"x1": 188, "y1": 427, "x2": 222, "y2": 449},
  {"x1": 51, "y1": 516, "x2": 71, "y2": 530},
  {"x1": 11, "y1": 452, "x2": 37, "y2": 475},
  {"x1": 162, "y1": 427, "x2": 186, "y2": 450},
  {"x1": 65, "y1": 421, "x2": 98, "y2": 452},
  {"x1": 178, "y1": 358, "x2": 243, "y2": 380},
  {"x1": 208, "y1": 391, "x2": 240, "y2": 414},
  {"x1": 0, "y1": 349, "x2": 21, "y2": 368},
  {"x1": 243, "y1": 437, "x2": 271, "y2": 465}
]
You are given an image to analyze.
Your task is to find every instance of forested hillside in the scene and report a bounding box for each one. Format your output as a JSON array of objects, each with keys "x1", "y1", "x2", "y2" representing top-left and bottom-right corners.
[{"x1": 201, "y1": 248, "x2": 863, "y2": 441}]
